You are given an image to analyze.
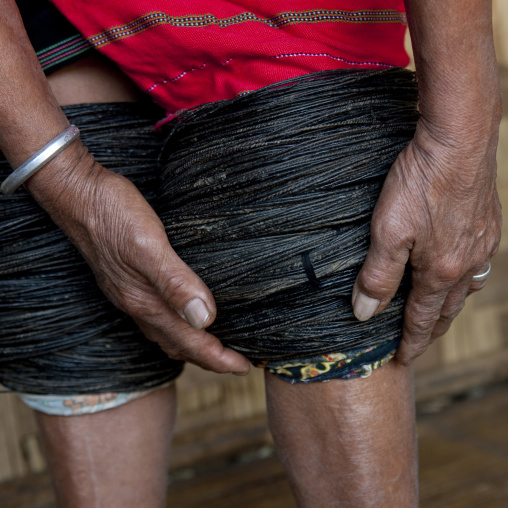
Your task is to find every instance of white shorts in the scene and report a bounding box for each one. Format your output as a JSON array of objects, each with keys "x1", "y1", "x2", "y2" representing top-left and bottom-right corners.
[{"x1": 17, "y1": 382, "x2": 173, "y2": 416}]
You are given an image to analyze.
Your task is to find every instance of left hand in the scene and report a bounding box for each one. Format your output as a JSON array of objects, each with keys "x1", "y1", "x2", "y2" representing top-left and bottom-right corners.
[{"x1": 352, "y1": 117, "x2": 502, "y2": 365}]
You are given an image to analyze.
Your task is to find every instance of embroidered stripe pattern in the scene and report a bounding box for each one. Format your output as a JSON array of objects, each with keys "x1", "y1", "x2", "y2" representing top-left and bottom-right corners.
[
  {"x1": 88, "y1": 9, "x2": 408, "y2": 48},
  {"x1": 147, "y1": 49, "x2": 394, "y2": 94},
  {"x1": 37, "y1": 34, "x2": 93, "y2": 72},
  {"x1": 272, "y1": 52, "x2": 394, "y2": 68}
]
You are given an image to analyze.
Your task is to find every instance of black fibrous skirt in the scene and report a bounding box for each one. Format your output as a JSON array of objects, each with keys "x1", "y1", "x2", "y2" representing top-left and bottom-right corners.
[{"x1": 0, "y1": 68, "x2": 419, "y2": 394}]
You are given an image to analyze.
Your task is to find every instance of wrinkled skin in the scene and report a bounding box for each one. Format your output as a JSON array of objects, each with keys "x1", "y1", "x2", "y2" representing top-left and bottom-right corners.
[
  {"x1": 26, "y1": 145, "x2": 250, "y2": 375},
  {"x1": 1, "y1": 0, "x2": 502, "y2": 374},
  {"x1": 352, "y1": 0, "x2": 503, "y2": 366},
  {"x1": 353, "y1": 119, "x2": 502, "y2": 364}
]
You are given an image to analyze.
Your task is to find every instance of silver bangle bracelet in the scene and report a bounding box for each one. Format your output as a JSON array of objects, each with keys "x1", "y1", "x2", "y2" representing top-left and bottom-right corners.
[{"x1": 1, "y1": 125, "x2": 80, "y2": 195}]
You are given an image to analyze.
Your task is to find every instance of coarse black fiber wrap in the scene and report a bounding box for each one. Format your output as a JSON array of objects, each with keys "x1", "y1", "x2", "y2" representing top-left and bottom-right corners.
[
  {"x1": 0, "y1": 68, "x2": 419, "y2": 394},
  {"x1": 157, "y1": 68, "x2": 419, "y2": 361},
  {"x1": 0, "y1": 103, "x2": 184, "y2": 394}
]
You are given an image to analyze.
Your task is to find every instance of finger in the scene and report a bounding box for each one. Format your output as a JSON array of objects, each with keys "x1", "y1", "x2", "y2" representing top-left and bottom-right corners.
[
  {"x1": 135, "y1": 315, "x2": 251, "y2": 375},
  {"x1": 130, "y1": 227, "x2": 218, "y2": 330},
  {"x1": 160, "y1": 262, "x2": 217, "y2": 330},
  {"x1": 397, "y1": 286, "x2": 448, "y2": 366},
  {"x1": 467, "y1": 261, "x2": 491, "y2": 295},
  {"x1": 353, "y1": 235, "x2": 410, "y2": 322},
  {"x1": 430, "y1": 277, "x2": 470, "y2": 339}
]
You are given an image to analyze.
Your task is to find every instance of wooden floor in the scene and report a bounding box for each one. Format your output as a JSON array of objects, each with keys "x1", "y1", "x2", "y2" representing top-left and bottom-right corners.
[{"x1": 1, "y1": 380, "x2": 507, "y2": 508}]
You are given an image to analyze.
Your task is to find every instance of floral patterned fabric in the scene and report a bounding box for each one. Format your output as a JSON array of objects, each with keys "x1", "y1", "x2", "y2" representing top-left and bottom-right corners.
[{"x1": 257, "y1": 339, "x2": 398, "y2": 383}]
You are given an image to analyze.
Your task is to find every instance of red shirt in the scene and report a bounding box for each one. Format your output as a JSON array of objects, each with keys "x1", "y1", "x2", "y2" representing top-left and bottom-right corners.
[{"x1": 51, "y1": 1, "x2": 408, "y2": 121}]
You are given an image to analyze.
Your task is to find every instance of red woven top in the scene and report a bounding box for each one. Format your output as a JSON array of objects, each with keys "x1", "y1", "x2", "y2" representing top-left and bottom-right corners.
[{"x1": 51, "y1": 0, "x2": 409, "y2": 120}]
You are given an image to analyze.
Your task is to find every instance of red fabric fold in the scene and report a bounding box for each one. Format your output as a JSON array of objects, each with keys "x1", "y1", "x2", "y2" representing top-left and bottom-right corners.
[{"x1": 51, "y1": 1, "x2": 409, "y2": 115}]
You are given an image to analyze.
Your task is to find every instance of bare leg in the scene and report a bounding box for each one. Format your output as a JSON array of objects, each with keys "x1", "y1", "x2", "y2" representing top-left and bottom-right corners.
[
  {"x1": 32, "y1": 55, "x2": 174, "y2": 508},
  {"x1": 265, "y1": 360, "x2": 418, "y2": 508},
  {"x1": 35, "y1": 383, "x2": 177, "y2": 508}
]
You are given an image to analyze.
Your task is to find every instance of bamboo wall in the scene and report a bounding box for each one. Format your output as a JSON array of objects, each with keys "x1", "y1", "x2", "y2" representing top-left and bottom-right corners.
[{"x1": 1, "y1": 2, "x2": 507, "y2": 483}]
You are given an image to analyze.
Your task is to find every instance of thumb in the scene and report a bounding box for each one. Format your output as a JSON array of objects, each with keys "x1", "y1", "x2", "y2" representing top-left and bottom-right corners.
[
  {"x1": 352, "y1": 239, "x2": 409, "y2": 321},
  {"x1": 138, "y1": 236, "x2": 218, "y2": 330},
  {"x1": 158, "y1": 257, "x2": 216, "y2": 330}
]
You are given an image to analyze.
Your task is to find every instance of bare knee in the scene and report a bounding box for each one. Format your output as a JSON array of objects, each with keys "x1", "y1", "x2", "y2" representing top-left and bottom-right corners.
[{"x1": 264, "y1": 362, "x2": 418, "y2": 508}]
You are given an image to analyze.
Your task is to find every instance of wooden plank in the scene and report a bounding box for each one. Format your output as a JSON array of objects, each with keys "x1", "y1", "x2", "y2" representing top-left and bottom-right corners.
[
  {"x1": 177, "y1": 364, "x2": 223, "y2": 390},
  {"x1": 413, "y1": 341, "x2": 442, "y2": 373},
  {"x1": 419, "y1": 382, "x2": 508, "y2": 508},
  {"x1": 496, "y1": 67, "x2": 508, "y2": 197},
  {"x1": 415, "y1": 348, "x2": 508, "y2": 402},
  {"x1": 222, "y1": 370, "x2": 265, "y2": 422},
  {"x1": 471, "y1": 307, "x2": 503, "y2": 355},
  {"x1": 168, "y1": 454, "x2": 294, "y2": 508},
  {"x1": 0, "y1": 471, "x2": 55, "y2": 508},
  {"x1": 0, "y1": 394, "x2": 28, "y2": 482},
  {"x1": 10, "y1": 398, "x2": 38, "y2": 438},
  {"x1": 500, "y1": 306, "x2": 508, "y2": 348},
  {"x1": 439, "y1": 298, "x2": 475, "y2": 365},
  {"x1": 171, "y1": 414, "x2": 272, "y2": 472},
  {"x1": 2, "y1": 381, "x2": 508, "y2": 508},
  {"x1": 438, "y1": 289, "x2": 507, "y2": 367},
  {"x1": 175, "y1": 368, "x2": 266, "y2": 434},
  {"x1": 0, "y1": 398, "x2": 14, "y2": 482}
]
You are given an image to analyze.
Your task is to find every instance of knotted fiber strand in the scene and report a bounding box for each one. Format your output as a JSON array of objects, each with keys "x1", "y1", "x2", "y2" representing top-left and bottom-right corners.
[
  {"x1": 157, "y1": 68, "x2": 419, "y2": 361},
  {"x1": 0, "y1": 103, "x2": 183, "y2": 394}
]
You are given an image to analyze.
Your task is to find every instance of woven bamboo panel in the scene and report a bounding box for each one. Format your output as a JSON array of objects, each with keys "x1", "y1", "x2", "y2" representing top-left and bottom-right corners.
[
  {"x1": 175, "y1": 366, "x2": 266, "y2": 433},
  {"x1": 0, "y1": 393, "x2": 44, "y2": 482}
]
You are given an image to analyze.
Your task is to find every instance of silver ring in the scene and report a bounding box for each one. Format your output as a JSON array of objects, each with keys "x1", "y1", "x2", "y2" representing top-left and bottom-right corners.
[{"x1": 471, "y1": 263, "x2": 491, "y2": 283}]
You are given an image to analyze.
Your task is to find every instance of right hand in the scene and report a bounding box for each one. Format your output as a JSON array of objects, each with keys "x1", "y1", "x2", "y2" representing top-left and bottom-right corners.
[
  {"x1": 26, "y1": 143, "x2": 250, "y2": 375},
  {"x1": 352, "y1": 116, "x2": 501, "y2": 366}
]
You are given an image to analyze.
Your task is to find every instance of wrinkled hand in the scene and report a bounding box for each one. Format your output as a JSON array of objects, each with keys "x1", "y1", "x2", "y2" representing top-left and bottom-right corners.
[
  {"x1": 352, "y1": 120, "x2": 502, "y2": 365},
  {"x1": 27, "y1": 147, "x2": 250, "y2": 375}
]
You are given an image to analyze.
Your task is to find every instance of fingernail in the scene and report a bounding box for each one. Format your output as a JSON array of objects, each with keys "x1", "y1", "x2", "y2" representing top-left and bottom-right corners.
[
  {"x1": 353, "y1": 293, "x2": 380, "y2": 321},
  {"x1": 183, "y1": 298, "x2": 210, "y2": 329}
]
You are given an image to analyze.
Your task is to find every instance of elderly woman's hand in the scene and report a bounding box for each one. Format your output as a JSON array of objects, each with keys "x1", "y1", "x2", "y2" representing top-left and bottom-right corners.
[
  {"x1": 352, "y1": 115, "x2": 502, "y2": 365},
  {"x1": 26, "y1": 144, "x2": 250, "y2": 375},
  {"x1": 0, "y1": 2, "x2": 249, "y2": 376},
  {"x1": 352, "y1": 0, "x2": 503, "y2": 365}
]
